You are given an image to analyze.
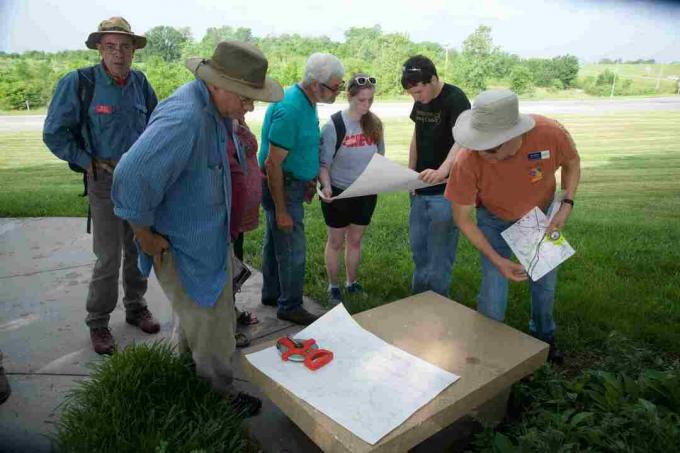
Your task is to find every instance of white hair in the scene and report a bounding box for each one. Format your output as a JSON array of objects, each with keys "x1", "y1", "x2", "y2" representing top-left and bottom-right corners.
[{"x1": 303, "y1": 53, "x2": 345, "y2": 85}]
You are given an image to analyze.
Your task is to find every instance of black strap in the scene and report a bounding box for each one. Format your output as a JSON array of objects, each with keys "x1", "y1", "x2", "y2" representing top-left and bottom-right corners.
[
  {"x1": 330, "y1": 111, "x2": 346, "y2": 158},
  {"x1": 132, "y1": 69, "x2": 158, "y2": 121}
]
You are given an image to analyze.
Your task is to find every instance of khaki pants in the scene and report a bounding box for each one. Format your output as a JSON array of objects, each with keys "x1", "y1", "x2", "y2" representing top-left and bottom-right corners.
[{"x1": 154, "y1": 249, "x2": 236, "y2": 396}]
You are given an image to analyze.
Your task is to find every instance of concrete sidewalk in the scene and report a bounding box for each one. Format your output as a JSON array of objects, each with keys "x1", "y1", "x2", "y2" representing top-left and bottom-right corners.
[{"x1": 0, "y1": 217, "x2": 326, "y2": 452}]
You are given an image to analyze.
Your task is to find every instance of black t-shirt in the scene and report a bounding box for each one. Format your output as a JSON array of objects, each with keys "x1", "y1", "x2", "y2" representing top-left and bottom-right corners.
[{"x1": 410, "y1": 83, "x2": 470, "y2": 195}]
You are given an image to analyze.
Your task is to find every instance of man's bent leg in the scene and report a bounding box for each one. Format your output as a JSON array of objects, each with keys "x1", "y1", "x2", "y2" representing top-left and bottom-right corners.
[
  {"x1": 528, "y1": 269, "x2": 558, "y2": 341},
  {"x1": 154, "y1": 250, "x2": 236, "y2": 395},
  {"x1": 85, "y1": 172, "x2": 123, "y2": 329},
  {"x1": 426, "y1": 195, "x2": 459, "y2": 297},
  {"x1": 476, "y1": 207, "x2": 513, "y2": 322}
]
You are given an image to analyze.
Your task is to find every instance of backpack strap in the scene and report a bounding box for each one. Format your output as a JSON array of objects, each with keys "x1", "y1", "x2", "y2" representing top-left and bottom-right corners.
[
  {"x1": 76, "y1": 66, "x2": 97, "y2": 234},
  {"x1": 330, "y1": 111, "x2": 346, "y2": 159},
  {"x1": 132, "y1": 69, "x2": 157, "y2": 122}
]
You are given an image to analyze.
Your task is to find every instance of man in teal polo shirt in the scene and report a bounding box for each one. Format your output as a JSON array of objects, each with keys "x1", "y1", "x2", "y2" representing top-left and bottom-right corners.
[{"x1": 259, "y1": 52, "x2": 345, "y2": 325}]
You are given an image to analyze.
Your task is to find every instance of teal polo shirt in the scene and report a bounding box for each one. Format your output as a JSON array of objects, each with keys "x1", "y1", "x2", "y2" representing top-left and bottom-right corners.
[{"x1": 258, "y1": 85, "x2": 320, "y2": 181}]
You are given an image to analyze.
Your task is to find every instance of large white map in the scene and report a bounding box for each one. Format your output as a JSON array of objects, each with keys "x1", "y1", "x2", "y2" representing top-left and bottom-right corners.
[
  {"x1": 318, "y1": 153, "x2": 443, "y2": 200},
  {"x1": 500, "y1": 203, "x2": 576, "y2": 281},
  {"x1": 245, "y1": 304, "x2": 460, "y2": 445}
]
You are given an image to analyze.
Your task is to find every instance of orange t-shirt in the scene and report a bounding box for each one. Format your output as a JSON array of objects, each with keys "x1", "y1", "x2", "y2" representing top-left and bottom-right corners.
[{"x1": 445, "y1": 115, "x2": 578, "y2": 221}]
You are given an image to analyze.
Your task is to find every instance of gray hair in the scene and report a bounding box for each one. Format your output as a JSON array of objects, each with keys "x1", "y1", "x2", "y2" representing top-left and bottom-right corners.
[{"x1": 303, "y1": 53, "x2": 345, "y2": 85}]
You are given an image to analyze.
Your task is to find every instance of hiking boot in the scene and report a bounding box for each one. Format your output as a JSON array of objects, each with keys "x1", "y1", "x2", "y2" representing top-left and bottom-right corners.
[
  {"x1": 126, "y1": 308, "x2": 160, "y2": 334},
  {"x1": 228, "y1": 391, "x2": 262, "y2": 418},
  {"x1": 328, "y1": 286, "x2": 343, "y2": 306},
  {"x1": 346, "y1": 281, "x2": 364, "y2": 294},
  {"x1": 235, "y1": 332, "x2": 251, "y2": 349},
  {"x1": 277, "y1": 308, "x2": 319, "y2": 326},
  {"x1": 547, "y1": 342, "x2": 565, "y2": 365},
  {"x1": 90, "y1": 327, "x2": 115, "y2": 355},
  {"x1": 0, "y1": 359, "x2": 11, "y2": 405}
]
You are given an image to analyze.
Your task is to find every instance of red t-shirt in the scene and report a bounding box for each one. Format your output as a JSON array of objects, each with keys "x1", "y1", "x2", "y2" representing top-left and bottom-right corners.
[
  {"x1": 228, "y1": 138, "x2": 246, "y2": 240},
  {"x1": 445, "y1": 115, "x2": 578, "y2": 221}
]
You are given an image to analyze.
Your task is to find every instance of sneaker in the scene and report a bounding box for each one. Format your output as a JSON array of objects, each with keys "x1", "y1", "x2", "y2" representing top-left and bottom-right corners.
[
  {"x1": 126, "y1": 308, "x2": 161, "y2": 334},
  {"x1": 328, "y1": 286, "x2": 343, "y2": 306},
  {"x1": 277, "y1": 307, "x2": 319, "y2": 326},
  {"x1": 228, "y1": 391, "x2": 262, "y2": 418},
  {"x1": 90, "y1": 327, "x2": 115, "y2": 355},
  {"x1": 346, "y1": 281, "x2": 364, "y2": 294},
  {"x1": 235, "y1": 332, "x2": 251, "y2": 349}
]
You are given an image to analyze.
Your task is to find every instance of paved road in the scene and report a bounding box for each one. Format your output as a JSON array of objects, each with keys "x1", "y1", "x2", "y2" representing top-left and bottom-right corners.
[{"x1": 2, "y1": 96, "x2": 679, "y2": 132}]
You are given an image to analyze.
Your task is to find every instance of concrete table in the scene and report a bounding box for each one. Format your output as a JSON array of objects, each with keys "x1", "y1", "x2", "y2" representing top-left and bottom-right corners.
[{"x1": 242, "y1": 291, "x2": 548, "y2": 452}]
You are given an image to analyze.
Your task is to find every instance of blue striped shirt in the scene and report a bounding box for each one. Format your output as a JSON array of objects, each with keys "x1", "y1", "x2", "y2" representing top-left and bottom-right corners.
[{"x1": 112, "y1": 79, "x2": 245, "y2": 308}]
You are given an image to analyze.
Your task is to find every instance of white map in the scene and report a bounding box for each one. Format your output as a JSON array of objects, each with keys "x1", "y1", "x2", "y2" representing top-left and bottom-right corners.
[
  {"x1": 318, "y1": 153, "x2": 443, "y2": 200},
  {"x1": 501, "y1": 203, "x2": 576, "y2": 281},
  {"x1": 245, "y1": 304, "x2": 459, "y2": 445}
]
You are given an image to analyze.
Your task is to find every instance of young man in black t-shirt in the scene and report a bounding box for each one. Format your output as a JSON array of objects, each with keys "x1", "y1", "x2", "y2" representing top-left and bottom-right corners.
[{"x1": 401, "y1": 55, "x2": 471, "y2": 297}]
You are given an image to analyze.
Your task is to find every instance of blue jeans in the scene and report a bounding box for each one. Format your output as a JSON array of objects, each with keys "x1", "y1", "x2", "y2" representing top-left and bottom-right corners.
[
  {"x1": 261, "y1": 179, "x2": 306, "y2": 314},
  {"x1": 476, "y1": 206, "x2": 557, "y2": 341},
  {"x1": 409, "y1": 193, "x2": 459, "y2": 297}
]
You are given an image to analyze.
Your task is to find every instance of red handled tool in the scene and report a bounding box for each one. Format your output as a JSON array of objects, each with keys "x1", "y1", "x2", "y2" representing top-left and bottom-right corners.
[{"x1": 276, "y1": 336, "x2": 334, "y2": 371}]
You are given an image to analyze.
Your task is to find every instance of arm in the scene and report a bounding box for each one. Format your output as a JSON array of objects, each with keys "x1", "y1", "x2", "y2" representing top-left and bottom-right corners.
[
  {"x1": 264, "y1": 144, "x2": 293, "y2": 232},
  {"x1": 548, "y1": 155, "x2": 581, "y2": 232},
  {"x1": 408, "y1": 129, "x2": 417, "y2": 170},
  {"x1": 419, "y1": 143, "x2": 461, "y2": 184},
  {"x1": 42, "y1": 72, "x2": 93, "y2": 171},
  {"x1": 318, "y1": 166, "x2": 333, "y2": 201},
  {"x1": 318, "y1": 121, "x2": 336, "y2": 201},
  {"x1": 453, "y1": 204, "x2": 528, "y2": 282}
]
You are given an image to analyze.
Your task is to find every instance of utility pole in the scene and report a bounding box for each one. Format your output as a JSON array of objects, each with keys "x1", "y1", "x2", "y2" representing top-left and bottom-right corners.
[
  {"x1": 655, "y1": 66, "x2": 664, "y2": 91},
  {"x1": 610, "y1": 69, "x2": 617, "y2": 98}
]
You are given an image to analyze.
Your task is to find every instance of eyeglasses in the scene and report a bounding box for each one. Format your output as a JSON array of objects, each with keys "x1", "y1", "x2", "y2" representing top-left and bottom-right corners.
[
  {"x1": 353, "y1": 76, "x2": 377, "y2": 86},
  {"x1": 320, "y1": 81, "x2": 345, "y2": 93},
  {"x1": 101, "y1": 43, "x2": 134, "y2": 53},
  {"x1": 481, "y1": 144, "x2": 502, "y2": 154},
  {"x1": 239, "y1": 96, "x2": 254, "y2": 105}
]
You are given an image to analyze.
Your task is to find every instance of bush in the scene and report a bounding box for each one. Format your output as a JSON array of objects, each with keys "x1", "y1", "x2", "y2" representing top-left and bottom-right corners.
[
  {"x1": 471, "y1": 333, "x2": 680, "y2": 453},
  {"x1": 509, "y1": 66, "x2": 534, "y2": 95},
  {"x1": 56, "y1": 342, "x2": 247, "y2": 453}
]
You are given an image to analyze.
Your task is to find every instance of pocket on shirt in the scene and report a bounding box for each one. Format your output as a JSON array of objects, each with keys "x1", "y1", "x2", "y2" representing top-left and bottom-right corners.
[{"x1": 206, "y1": 163, "x2": 226, "y2": 205}]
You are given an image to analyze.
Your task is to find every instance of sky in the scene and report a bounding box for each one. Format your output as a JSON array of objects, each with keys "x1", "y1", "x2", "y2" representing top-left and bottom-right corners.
[{"x1": 1, "y1": 0, "x2": 679, "y2": 62}]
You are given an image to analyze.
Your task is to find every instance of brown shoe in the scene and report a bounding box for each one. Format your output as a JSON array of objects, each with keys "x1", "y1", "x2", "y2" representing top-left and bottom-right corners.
[
  {"x1": 126, "y1": 308, "x2": 160, "y2": 334},
  {"x1": 277, "y1": 308, "x2": 319, "y2": 326},
  {"x1": 90, "y1": 327, "x2": 115, "y2": 355}
]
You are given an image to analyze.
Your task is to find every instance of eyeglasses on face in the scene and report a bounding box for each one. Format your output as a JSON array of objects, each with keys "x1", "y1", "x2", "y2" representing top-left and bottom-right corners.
[
  {"x1": 481, "y1": 144, "x2": 502, "y2": 154},
  {"x1": 320, "y1": 81, "x2": 345, "y2": 93},
  {"x1": 239, "y1": 96, "x2": 254, "y2": 105},
  {"x1": 102, "y1": 43, "x2": 134, "y2": 53},
  {"x1": 353, "y1": 76, "x2": 377, "y2": 86}
]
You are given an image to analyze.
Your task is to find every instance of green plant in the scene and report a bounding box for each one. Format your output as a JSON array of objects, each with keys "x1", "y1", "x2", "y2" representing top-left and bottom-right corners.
[{"x1": 56, "y1": 342, "x2": 247, "y2": 453}]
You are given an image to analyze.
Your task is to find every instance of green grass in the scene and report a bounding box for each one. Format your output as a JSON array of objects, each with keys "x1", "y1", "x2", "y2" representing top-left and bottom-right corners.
[
  {"x1": 1, "y1": 112, "x2": 679, "y2": 358},
  {"x1": 56, "y1": 342, "x2": 248, "y2": 453}
]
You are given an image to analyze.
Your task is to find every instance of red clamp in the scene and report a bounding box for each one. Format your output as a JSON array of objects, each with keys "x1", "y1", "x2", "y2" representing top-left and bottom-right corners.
[{"x1": 276, "y1": 337, "x2": 334, "y2": 371}]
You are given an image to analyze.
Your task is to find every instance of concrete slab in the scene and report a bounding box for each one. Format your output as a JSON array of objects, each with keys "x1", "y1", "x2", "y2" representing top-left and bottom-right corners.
[
  {"x1": 0, "y1": 217, "x2": 325, "y2": 452},
  {"x1": 242, "y1": 292, "x2": 549, "y2": 453}
]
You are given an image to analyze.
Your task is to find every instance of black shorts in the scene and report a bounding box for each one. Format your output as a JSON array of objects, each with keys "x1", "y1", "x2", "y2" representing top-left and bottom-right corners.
[{"x1": 320, "y1": 186, "x2": 378, "y2": 228}]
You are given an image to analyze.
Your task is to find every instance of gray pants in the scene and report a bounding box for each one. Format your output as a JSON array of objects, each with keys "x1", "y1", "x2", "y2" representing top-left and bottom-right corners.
[
  {"x1": 85, "y1": 171, "x2": 147, "y2": 328},
  {"x1": 154, "y1": 249, "x2": 236, "y2": 396}
]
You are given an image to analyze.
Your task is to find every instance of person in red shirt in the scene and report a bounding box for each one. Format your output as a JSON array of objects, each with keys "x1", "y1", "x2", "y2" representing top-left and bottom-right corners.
[{"x1": 445, "y1": 89, "x2": 581, "y2": 364}]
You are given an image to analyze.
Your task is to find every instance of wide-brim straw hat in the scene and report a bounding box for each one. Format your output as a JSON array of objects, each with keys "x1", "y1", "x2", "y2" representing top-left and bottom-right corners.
[
  {"x1": 186, "y1": 41, "x2": 283, "y2": 103},
  {"x1": 453, "y1": 89, "x2": 536, "y2": 150},
  {"x1": 86, "y1": 16, "x2": 146, "y2": 50}
]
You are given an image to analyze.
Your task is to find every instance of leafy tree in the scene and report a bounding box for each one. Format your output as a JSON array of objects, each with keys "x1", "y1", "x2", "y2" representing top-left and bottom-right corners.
[
  {"x1": 143, "y1": 26, "x2": 191, "y2": 62},
  {"x1": 510, "y1": 65, "x2": 534, "y2": 94}
]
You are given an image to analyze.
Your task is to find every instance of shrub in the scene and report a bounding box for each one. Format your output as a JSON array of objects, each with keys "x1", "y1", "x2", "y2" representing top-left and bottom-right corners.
[{"x1": 56, "y1": 342, "x2": 247, "y2": 453}]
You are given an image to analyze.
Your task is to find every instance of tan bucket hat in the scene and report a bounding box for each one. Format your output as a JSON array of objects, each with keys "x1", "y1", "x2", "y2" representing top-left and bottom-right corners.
[
  {"x1": 453, "y1": 89, "x2": 535, "y2": 150},
  {"x1": 186, "y1": 41, "x2": 283, "y2": 103},
  {"x1": 86, "y1": 17, "x2": 146, "y2": 50}
]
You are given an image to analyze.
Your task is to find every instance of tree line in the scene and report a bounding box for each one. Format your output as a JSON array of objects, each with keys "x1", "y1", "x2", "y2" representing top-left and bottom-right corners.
[{"x1": 0, "y1": 24, "x2": 664, "y2": 111}]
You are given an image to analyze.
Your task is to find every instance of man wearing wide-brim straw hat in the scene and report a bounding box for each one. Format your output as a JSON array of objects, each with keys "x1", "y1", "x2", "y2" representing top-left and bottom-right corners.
[
  {"x1": 112, "y1": 41, "x2": 283, "y2": 417},
  {"x1": 43, "y1": 16, "x2": 159, "y2": 356},
  {"x1": 445, "y1": 89, "x2": 581, "y2": 364}
]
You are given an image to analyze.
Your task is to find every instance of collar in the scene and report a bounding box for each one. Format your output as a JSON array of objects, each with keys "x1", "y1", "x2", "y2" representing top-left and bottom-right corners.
[
  {"x1": 295, "y1": 84, "x2": 315, "y2": 108},
  {"x1": 101, "y1": 61, "x2": 129, "y2": 86}
]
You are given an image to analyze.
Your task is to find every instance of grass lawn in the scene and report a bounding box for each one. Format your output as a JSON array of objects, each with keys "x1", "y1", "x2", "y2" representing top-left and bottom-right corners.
[{"x1": 1, "y1": 112, "x2": 679, "y2": 359}]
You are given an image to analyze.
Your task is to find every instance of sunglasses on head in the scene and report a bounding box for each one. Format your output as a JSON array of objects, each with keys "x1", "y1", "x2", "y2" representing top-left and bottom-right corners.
[
  {"x1": 402, "y1": 66, "x2": 423, "y2": 73},
  {"x1": 353, "y1": 76, "x2": 377, "y2": 86}
]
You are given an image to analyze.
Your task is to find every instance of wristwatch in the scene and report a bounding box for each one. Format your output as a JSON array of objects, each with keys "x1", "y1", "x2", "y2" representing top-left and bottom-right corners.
[{"x1": 561, "y1": 198, "x2": 574, "y2": 207}]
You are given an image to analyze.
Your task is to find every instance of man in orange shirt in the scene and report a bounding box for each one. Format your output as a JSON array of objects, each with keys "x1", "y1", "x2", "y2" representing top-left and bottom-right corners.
[{"x1": 445, "y1": 89, "x2": 581, "y2": 364}]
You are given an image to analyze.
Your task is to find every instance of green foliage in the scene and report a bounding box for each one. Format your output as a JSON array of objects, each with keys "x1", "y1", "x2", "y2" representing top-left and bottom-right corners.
[
  {"x1": 56, "y1": 342, "x2": 247, "y2": 453},
  {"x1": 523, "y1": 55, "x2": 579, "y2": 88},
  {"x1": 509, "y1": 66, "x2": 534, "y2": 95},
  {"x1": 143, "y1": 26, "x2": 192, "y2": 62},
  {"x1": 472, "y1": 333, "x2": 680, "y2": 453}
]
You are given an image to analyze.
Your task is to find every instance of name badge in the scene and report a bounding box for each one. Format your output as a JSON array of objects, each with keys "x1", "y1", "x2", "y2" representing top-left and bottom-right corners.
[
  {"x1": 528, "y1": 150, "x2": 550, "y2": 161},
  {"x1": 95, "y1": 105, "x2": 113, "y2": 115}
]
